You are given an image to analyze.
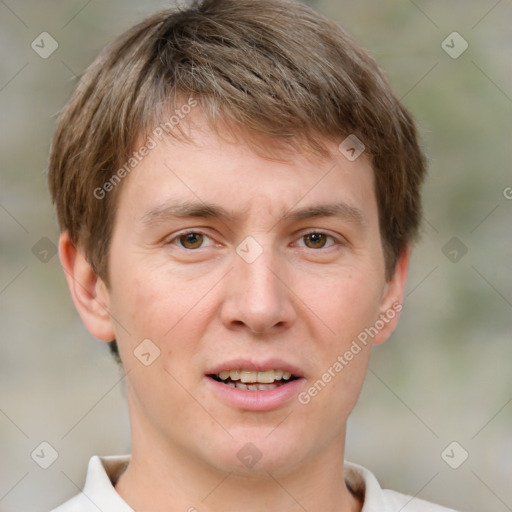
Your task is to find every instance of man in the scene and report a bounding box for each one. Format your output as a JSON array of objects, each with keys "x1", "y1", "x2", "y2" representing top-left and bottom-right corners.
[{"x1": 48, "y1": 0, "x2": 457, "y2": 510}]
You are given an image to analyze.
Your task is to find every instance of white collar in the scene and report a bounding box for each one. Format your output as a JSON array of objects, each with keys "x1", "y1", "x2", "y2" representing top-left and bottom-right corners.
[{"x1": 52, "y1": 455, "x2": 455, "y2": 512}]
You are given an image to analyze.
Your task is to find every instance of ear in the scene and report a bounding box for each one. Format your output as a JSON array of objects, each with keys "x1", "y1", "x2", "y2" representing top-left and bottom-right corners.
[
  {"x1": 58, "y1": 231, "x2": 116, "y2": 342},
  {"x1": 373, "y1": 247, "x2": 411, "y2": 345}
]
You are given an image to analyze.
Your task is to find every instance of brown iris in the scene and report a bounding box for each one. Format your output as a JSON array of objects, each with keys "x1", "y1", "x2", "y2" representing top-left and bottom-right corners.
[
  {"x1": 179, "y1": 232, "x2": 204, "y2": 249},
  {"x1": 303, "y1": 233, "x2": 328, "y2": 249}
]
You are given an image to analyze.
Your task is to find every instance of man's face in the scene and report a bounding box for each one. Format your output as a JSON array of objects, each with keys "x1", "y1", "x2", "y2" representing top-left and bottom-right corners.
[{"x1": 102, "y1": 118, "x2": 405, "y2": 476}]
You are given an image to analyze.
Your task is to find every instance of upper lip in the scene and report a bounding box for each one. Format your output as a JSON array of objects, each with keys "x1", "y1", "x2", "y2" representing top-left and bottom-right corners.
[{"x1": 206, "y1": 358, "x2": 304, "y2": 378}]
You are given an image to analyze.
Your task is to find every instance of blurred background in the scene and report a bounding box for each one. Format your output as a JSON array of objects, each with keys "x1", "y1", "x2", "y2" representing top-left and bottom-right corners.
[{"x1": 0, "y1": 1, "x2": 510, "y2": 511}]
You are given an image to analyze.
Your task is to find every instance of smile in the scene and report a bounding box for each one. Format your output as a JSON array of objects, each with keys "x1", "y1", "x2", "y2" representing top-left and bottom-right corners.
[{"x1": 209, "y1": 369, "x2": 298, "y2": 391}]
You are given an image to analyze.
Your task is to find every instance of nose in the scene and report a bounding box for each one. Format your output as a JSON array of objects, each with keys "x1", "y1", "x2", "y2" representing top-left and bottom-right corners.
[{"x1": 219, "y1": 244, "x2": 296, "y2": 336}]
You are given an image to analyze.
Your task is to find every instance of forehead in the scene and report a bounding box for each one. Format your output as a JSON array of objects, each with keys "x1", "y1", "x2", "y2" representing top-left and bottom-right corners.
[{"x1": 116, "y1": 116, "x2": 377, "y2": 228}]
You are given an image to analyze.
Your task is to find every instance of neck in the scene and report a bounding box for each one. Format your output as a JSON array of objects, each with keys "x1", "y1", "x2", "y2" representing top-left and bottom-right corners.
[
  {"x1": 115, "y1": 391, "x2": 362, "y2": 512},
  {"x1": 115, "y1": 427, "x2": 362, "y2": 512}
]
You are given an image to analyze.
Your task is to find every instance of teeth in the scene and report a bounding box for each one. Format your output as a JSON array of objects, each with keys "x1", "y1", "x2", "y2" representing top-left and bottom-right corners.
[
  {"x1": 240, "y1": 370, "x2": 257, "y2": 383},
  {"x1": 235, "y1": 382, "x2": 280, "y2": 391},
  {"x1": 215, "y1": 369, "x2": 295, "y2": 384},
  {"x1": 256, "y1": 383, "x2": 277, "y2": 390},
  {"x1": 257, "y1": 370, "x2": 275, "y2": 383}
]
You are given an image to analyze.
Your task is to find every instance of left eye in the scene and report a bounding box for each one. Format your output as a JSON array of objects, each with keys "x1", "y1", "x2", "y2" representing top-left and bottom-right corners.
[
  {"x1": 297, "y1": 232, "x2": 336, "y2": 249},
  {"x1": 175, "y1": 232, "x2": 213, "y2": 249}
]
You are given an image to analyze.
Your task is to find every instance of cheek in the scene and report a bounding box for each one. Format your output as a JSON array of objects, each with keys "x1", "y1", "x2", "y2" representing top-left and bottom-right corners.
[
  {"x1": 299, "y1": 267, "x2": 384, "y2": 343},
  {"x1": 113, "y1": 271, "x2": 217, "y2": 358},
  {"x1": 296, "y1": 342, "x2": 371, "y2": 443},
  {"x1": 110, "y1": 269, "x2": 182, "y2": 335}
]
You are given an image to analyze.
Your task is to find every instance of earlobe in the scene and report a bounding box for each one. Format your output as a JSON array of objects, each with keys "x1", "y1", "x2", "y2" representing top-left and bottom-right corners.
[
  {"x1": 58, "y1": 231, "x2": 116, "y2": 342},
  {"x1": 373, "y1": 247, "x2": 411, "y2": 345}
]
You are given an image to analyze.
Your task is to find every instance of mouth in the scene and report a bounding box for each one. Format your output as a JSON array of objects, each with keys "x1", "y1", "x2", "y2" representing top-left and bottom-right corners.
[
  {"x1": 205, "y1": 360, "x2": 304, "y2": 411},
  {"x1": 207, "y1": 369, "x2": 300, "y2": 391}
]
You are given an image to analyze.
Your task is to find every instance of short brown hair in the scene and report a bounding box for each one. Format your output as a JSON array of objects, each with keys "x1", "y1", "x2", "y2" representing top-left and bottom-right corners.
[{"x1": 48, "y1": 0, "x2": 426, "y2": 356}]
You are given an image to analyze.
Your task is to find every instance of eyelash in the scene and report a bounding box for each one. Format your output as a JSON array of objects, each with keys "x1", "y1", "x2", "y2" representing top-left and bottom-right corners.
[
  {"x1": 295, "y1": 231, "x2": 338, "y2": 249},
  {"x1": 172, "y1": 231, "x2": 216, "y2": 249},
  {"x1": 169, "y1": 230, "x2": 341, "y2": 250}
]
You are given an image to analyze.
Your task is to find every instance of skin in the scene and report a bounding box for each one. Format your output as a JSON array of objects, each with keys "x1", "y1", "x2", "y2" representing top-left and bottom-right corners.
[{"x1": 60, "y1": 113, "x2": 409, "y2": 512}]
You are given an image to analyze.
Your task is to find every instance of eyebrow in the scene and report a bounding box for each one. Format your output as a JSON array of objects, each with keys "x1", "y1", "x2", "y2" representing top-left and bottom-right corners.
[
  {"x1": 141, "y1": 200, "x2": 237, "y2": 225},
  {"x1": 140, "y1": 199, "x2": 367, "y2": 228},
  {"x1": 279, "y1": 202, "x2": 367, "y2": 226}
]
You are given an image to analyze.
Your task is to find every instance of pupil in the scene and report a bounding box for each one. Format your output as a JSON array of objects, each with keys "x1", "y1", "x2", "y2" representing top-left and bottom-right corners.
[
  {"x1": 306, "y1": 233, "x2": 325, "y2": 248},
  {"x1": 181, "y1": 233, "x2": 203, "y2": 249}
]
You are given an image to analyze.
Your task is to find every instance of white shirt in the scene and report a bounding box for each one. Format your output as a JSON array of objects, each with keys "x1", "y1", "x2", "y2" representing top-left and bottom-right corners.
[{"x1": 50, "y1": 455, "x2": 458, "y2": 512}]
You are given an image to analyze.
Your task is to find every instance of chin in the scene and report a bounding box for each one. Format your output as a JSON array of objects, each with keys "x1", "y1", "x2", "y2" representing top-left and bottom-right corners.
[{"x1": 203, "y1": 429, "x2": 309, "y2": 478}]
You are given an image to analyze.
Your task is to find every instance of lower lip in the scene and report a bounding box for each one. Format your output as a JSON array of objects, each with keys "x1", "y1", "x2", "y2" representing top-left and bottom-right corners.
[{"x1": 205, "y1": 377, "x2": 305, "y2": 411}]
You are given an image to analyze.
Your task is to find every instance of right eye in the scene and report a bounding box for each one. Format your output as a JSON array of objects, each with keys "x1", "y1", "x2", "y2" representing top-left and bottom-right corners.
[{"x1": 170, "y1": 231, "x2": 214, "y2": 250}]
